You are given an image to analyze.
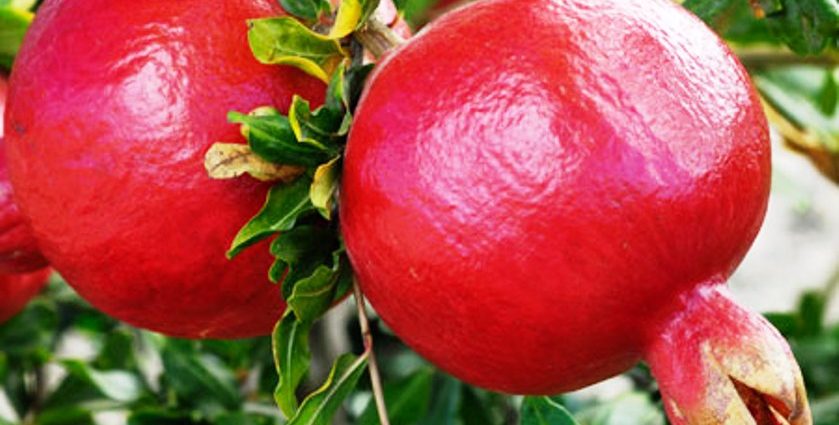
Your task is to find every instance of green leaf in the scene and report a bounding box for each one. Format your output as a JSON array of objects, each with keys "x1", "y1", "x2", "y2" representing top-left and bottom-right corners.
[
  {"x1": 418, "y1": 375, "x2": 462, "y2": 425},
  {"x1": 329, "y1": 0, "x2": 380, "y2": 38},
  {"x1": 0, "y1": 6, "x2": 32, "y2": 70},
  {"x1": 286, "y1": 264, "x2": 346, "y2": 322},
  {"x1": 310, "y1": 157, "x2": 340, "y2": 220},
  {"x1": 756, "y1": 66, "x2": 839, "y2": 183},
  {"x1": 273, "y1": 311, "x2": 313, "y2": 418},
  {"x1": 160, "y1": 343, "x2": 241, "y2": 411},
  {"x1": 269, "y1": 225, "x2": 338, "y2": 288},
  {"x1": 326, "y1": 63, "x2": 351, "y2": 115},
  {"x1": 59, "y1": 360, "x2": 143, "y2": 403},
  {"x1": 520, "y1": 397, "x2": 578, "y2": 425},
  {"x1": 288, "y1": 97, "x2": 345, "y2": 146},
  {"x1": 799, "y1": 291, "x2": 827, "y2": 336},
  {"x1": 763, "y1": 0, "x2": 839, "y2": 55},
  {"x1": 280, "y1": 0, "x2": 330, "y2": 21},
  {"x1": 682, "y1": 0, "x2": 742, "y2": 30},
  {"x1": 229, "y1": 110, "x2": 335, "y2": 167},
  {"x1": 357, "y1": 368, "x2": 434, "y2": 425},
  {"x1": 228, "y1": 176, "x2": 315, "y2": 258},
  {"x1": 286, "y1": 352, "x2": 369, "y2": 425},
  {"x1": 248, "y1": 17, "x2": 347, "y2": 83},
  {"x1": 459, "y1": 386, "x2": 498, "y2": 425},
  {"x1": 344, "y1": 63, "x2": 375, "y2": 111},
  {"x1": 128, "y1": 410, "x2": 200, "y2": 425},
  {"x1": 36, "y1": 406, "x2": 95, "y2": 425},
  {"x1": 765, "y1": 312, "x2": 802, "y2": 337}
]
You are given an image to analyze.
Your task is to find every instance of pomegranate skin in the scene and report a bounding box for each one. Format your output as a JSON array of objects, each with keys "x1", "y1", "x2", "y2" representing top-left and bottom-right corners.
[
  {"x1": 342, "y1": 0, "x2": 769, "y2": 394},
  {"x1": 0, "y1": 78, "x2": 47, "y2": 274},
  {"x1": 6, "y1": 0, "x2": 324, "y2": 338},
  {"x1": 0, "y1": 268, "x2": 51, "y2": 324}
]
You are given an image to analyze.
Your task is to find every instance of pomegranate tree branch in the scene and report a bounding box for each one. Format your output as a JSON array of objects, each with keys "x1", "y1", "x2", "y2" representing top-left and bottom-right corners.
[{"x1": 353, "y1": 278, "x2": 391, "y2": 425}]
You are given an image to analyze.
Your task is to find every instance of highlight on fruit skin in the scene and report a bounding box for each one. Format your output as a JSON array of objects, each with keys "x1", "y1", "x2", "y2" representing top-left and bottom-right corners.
[
  {"x1": 339, "y1": 0, "x2": 812, "y2": 423},
  {"x1": 4, "y1": 0, "x2": 325, "y2": 339}
]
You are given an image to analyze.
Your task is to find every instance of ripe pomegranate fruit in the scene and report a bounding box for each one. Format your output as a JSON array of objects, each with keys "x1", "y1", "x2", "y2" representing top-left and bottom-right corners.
[
  {"x1": 0, "y1": 77, "x2": 47, "y2": 274},
  {"x1": 341, "y1": 0, "x2": 811, "y2": 423},
  {"x1": 6, "y1": 0, "x2": 324, "y2": 338}
]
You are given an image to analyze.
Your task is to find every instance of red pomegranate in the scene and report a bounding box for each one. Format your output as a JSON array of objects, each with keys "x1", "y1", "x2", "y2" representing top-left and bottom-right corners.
[
  {"x1": 0, "y1": 75, "x2": 50, "y2": 323},
  {"x1": 0, "y1": 77, "x2": 47, "y2": 273},
  {"x1": 341, "y1": 0, "x2": 810, "y2": 422},
  {"x1": 6, "y1": 0, "x2": 324, "y2": 338},
  {"x1": 0, "y1": 268, "x2": 51, "y2": 324}
]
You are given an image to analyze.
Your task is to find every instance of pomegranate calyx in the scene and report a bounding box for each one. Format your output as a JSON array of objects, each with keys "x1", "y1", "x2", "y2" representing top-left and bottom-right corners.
[{"x1": 645, "y1": 286, "x2": 811, "y2": 425}]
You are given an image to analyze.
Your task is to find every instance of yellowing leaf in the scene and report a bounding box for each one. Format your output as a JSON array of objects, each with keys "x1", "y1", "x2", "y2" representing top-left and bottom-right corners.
[
  {"x1": 310, "y1": 157, "x2": 340, "y2": 220},
  {"x1": 329, "y1": 0, "x2": 363, "y2": 38},
  {"x1": 328, "y1": 0, "x2": 380, "y2": 39},
  {"x1": 248, "y1": 17, "x2": 347, "y2": 83},
  {"x1": 204, "y1": 143, "x2": 305, "y2": 182}
]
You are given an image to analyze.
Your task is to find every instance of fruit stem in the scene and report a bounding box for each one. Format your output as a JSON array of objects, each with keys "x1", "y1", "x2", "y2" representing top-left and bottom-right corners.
[
  {"x1": 644, "y1": 285, "x2": 811, "y2": 425},
  {"x1": 355, "y1": 17, "x2": 405, "y2": 59},
  {"x1": 353, "y1": 278, "x2": 391, "y2": 425}
]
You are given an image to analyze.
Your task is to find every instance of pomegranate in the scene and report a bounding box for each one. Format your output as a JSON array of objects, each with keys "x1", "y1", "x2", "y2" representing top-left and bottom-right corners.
[
  {"x1": 0, "y1": 268, "x2": 51, "y2": 324},
  {"x1": 0, "y1": 77, "x2": 47, "y2": 273},
  {"x1": 6, "y1": 0, "x2": 324, "y2": 338},
  {"x1": 0, "y1": 75, "x2": 50, "y2": 323},
  {"x1": 341, "y1": 0, "x2": 811, "y2": 423}
]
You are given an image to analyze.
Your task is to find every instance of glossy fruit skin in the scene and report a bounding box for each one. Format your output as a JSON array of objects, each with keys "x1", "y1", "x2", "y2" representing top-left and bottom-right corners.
[
  {"x1": 6, "y1": 0, "x2": 324, "y2": 338},
  {"x1": 342, "y1": 0, "x2": 769, "y2": 394},
  {"x1": 0, "y1": 268, "x2": 51, "y2": 324},
  {"x1": 0, "y1": 78, "x2": 47, "y2": 274}
]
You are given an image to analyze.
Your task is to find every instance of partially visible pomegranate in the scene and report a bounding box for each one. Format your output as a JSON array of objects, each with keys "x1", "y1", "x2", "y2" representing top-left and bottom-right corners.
[
  {"x1": 0, "y1": 76, "x2": 50, "y2": 324},
  {"x1": 0, "y1": 77, "x2": 47, "y2": 274},
  {"x1": 0, "y1": 268, "x2": 50, "y2": 324},
  {"x1": 6, "y1": 0, "x2": 324, "y2": 338},
  {"x1": 341, "y1": 0, "x2": 810, "y2": 423}
]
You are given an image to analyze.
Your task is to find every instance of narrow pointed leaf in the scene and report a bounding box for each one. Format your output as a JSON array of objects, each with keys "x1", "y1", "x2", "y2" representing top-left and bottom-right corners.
[
  {"x1": 273, "y1": 312, "x2": 313, "y2": 418},
  {"x1": 286, "y1": 253, "x2": 352, "y2": 323},
  {"x1": 286, "y1": 352, "x2": 369, "y2": 425},
  {"x1": 520, "y1": 397, "x2": 578, "y2": 425},
  {"x1": 59, "y1": 360, "x2": 142, "y2": 403},
  {"x1": 269, "y1": 225, "x2": 340, "y2": 296},
  {"x1": 228, "y1": 176, "x2": 315, "y2": 258},
  {"x1": 357, "y1": 368, "x2": 434, "y2": 425},
  {"x1": 229, "y1": 110, "x2": 335, "y2": 166}
]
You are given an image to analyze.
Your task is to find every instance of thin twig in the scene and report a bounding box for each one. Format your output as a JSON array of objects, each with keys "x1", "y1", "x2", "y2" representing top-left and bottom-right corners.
[
  {"x1": 352, "y1": 279, "x2": 391, "y2": 425},
  {"x1": 736, "y1": 48, "x2": 839, "y2": 70}
]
